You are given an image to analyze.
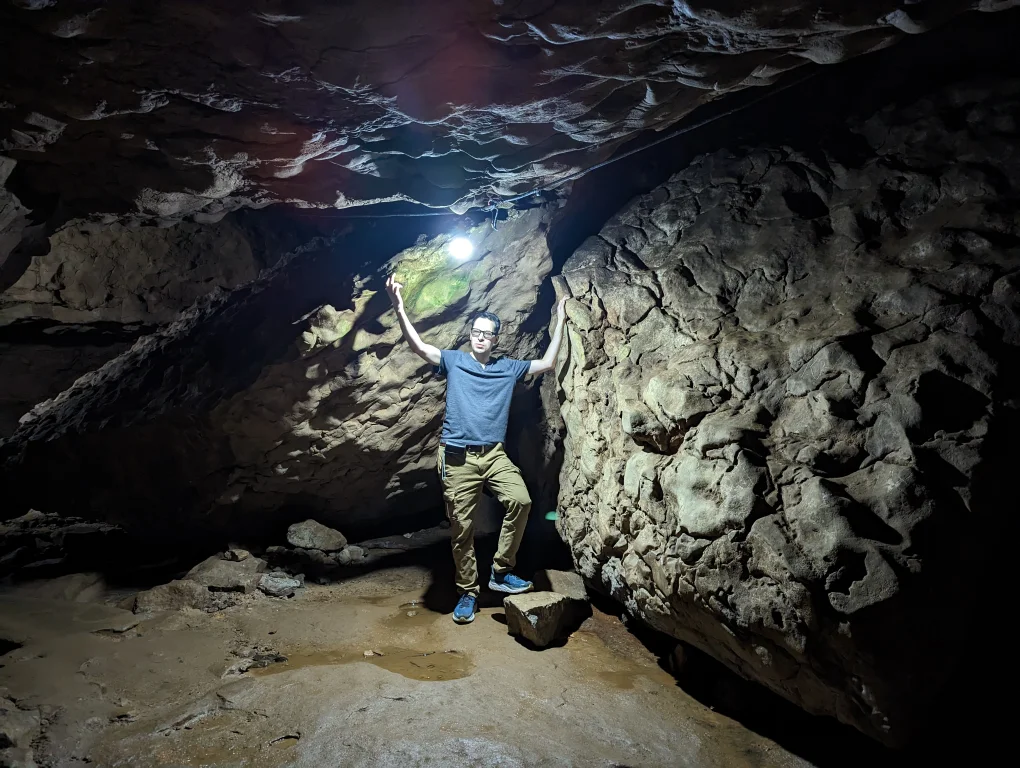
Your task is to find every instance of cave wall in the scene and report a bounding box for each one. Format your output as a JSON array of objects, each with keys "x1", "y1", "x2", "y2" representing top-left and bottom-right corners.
[
  {"x1": 0, "y1": 338, "x2": 131, "y2": 438},
  {"x1": 556, "y1": 78, "x2": 1020, "y2": 744},
  {"x1": 2, "y1": 217, "x2": 277, "y2": 326},
  {"x1": 0, "y1": 210, "x2": 316, "y2": 438},
  {"x1": 0, "y1": 209, "x2": 555, "y2": 540}
]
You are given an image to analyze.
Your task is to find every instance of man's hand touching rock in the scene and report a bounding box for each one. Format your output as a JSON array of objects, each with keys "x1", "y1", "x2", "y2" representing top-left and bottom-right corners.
[{"x1": 385, "y1": 274, "x2": 405, "y2": 313}]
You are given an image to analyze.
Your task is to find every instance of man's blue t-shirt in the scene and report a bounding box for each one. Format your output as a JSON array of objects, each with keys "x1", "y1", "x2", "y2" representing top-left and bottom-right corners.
[{"x1": 436, "y1": 350, "x2": 530, "y2": 446}]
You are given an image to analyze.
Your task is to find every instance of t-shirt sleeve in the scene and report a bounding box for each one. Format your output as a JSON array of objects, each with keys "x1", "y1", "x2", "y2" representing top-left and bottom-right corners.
[
  {"x1": 509, "y1": 357, "x2": 531, "y2": 381},
  {"x1": 436, "y1": 349, "x2": 454, "y2": 377}
]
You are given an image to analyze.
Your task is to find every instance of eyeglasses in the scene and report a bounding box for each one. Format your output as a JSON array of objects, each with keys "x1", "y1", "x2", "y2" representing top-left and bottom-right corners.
[{"x1": 469, "y1": 329, "x2": 496, "y2": 340}]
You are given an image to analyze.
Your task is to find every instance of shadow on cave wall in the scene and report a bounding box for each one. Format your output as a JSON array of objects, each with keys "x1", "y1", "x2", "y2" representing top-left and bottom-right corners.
[{"x1": 0, "y1": 212, "x2": 481, "y2": 541}]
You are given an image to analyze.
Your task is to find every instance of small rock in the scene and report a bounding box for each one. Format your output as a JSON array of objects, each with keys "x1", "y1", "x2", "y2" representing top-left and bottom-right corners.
[
  {"x1": 303, "y1": 549, "x2": 337, "y2": 568},
  {"x1": 540, "y1": 569, "x2": 592, "y2": 630},
  {"x1": 335, "y1": 545, "x2": 365, "y2": 567},
  {"x1": 223, "y1": 548, "x2": 250, "y2": 562},
  {"x1": 258, "y1": 572, "x2": 302, "y2": 598},
  {"x1": 286, "y1": 520, "x2": 347, "y2": 552},
  {"x1": 185, "y1": 554, "x2": 266, "y2": 593},
  {"x1": 504, "y1": 592, "x2": 573, "y2": 647},
  {"x1": 543, "y1": 569, "x2": 588, "y2": 603},
  {"x1": 133, "y1": 580, "x2": 212, "y2": 613}
]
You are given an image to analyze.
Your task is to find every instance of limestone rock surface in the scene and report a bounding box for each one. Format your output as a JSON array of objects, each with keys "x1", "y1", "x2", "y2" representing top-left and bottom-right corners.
[
  {"x1": 543, "y1": 569, "x2": 589, "y2": 604},
  {"x1": 0, "y1": 209, "x2": 316, "y2": 437},
  {"x1": 1, "y1": 216, "x2": 280, "y2": 327},
  {"x1": 0, "y1": 209, "x2": 553, "y2": 541},
  {"x1": 0, "y1": 339, "x2": 132, "y2": 438},
  {"x1": 557, "y1": 79, "x2": 1020, "y2": 744},
  {"x1": 133, "y1": 580, "x2": 214, "y2": 614},
  {"x1": 257, "y1": 572, "x2": 303, "y2": 599},
  {"x1": 504, "y1": 592, "x2": 571, "y2": 647},
  {"x1": 286, "y1": 520, "x2": 347, "y2": 552},
  {"x1": 184, "y1": 554, "x2": 267, "y2": 593},
  {"x1": 1, "y1": 0, "x2": 1014, "y2": 233}
]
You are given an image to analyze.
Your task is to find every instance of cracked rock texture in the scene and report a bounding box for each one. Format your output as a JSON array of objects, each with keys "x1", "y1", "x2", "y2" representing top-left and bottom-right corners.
[
  {"x1": 1, "y1": 0, "x2": 1015, "y2": 234},
  {"x1": 0, "y1": 213, "x2": 297, "y2": 327},
  {"x1": 0, "y1": 210, "x2": 316, "y2": 437},
  {"x1": 0, "y1": 209, "x2": 554, "y2": 541},
  {"x1": 556, "y1": 78, "x2": 1020, "y2": 744},
  {"x1": 0, "y1": 339, "x2": 132, "y2": 438}
]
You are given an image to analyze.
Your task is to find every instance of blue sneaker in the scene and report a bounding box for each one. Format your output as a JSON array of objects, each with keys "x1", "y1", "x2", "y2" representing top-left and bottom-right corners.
[
  {"x1": 488, "y1": 569, "x2": 533, "y2": 594},
  {"x1": 452, "y1": 593, "x2": 477, "y2": 624}
]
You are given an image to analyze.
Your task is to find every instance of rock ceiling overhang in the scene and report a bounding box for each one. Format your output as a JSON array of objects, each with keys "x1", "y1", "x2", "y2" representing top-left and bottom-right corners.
[{"x1": 2, "y1": 0, "x2": 1016, "y2": 226}]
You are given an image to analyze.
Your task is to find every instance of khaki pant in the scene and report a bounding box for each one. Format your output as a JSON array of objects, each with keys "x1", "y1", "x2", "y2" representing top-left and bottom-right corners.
[{"x1": 438, "y1": 443, "x2": 532, "y2": 596}]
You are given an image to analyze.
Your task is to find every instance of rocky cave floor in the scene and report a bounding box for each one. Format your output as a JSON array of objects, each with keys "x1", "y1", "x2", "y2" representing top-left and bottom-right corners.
[{"x1": 0, "y1": 519, "x2": 914, "y2": 768}]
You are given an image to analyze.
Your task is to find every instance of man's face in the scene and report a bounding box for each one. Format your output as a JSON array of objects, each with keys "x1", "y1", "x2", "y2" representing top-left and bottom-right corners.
[{"x1": 470, "y1": 318, "x2": 497, "y2": 355}]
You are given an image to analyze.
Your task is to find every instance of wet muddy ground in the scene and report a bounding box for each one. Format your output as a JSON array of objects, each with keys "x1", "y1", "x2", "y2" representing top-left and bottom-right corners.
[
  {"x1": 21, "y1": 503, "x2": 944, "y2": 768},
  {"x1": 0, "y1": 542, "x2": 831, "y2": 768}
]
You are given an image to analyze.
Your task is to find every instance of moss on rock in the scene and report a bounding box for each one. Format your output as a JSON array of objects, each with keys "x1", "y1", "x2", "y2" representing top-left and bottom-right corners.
[{"x1": 396, "y1": 231, "x2": 486, "y2": 318}]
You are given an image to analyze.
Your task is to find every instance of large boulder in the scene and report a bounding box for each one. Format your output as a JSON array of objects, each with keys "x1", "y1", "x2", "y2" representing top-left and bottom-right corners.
[
  {"x1": 286, "y1": 520, "x2": 347, "y2": 552},
  {"x1": 184, "y1": 554, "x2": 267, "y2": 593},
  {"x1": 132, "y1": 580, "x2": 214, "y2": 613},
  {"x1": 557, "y1": 79, "x2": 1020, "y2": 744}
]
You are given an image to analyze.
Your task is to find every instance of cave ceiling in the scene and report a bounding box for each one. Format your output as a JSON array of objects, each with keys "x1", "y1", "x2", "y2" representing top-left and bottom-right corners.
[{"x1": 2, "y1": 0, "x2": 1016, "y2": 229}]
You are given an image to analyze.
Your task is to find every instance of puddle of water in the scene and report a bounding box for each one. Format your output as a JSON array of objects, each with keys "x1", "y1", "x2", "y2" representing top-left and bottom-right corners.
[
  {"x1": 250, "y1": 645, "x2": 473, "y2": 682},
  {"x1": 565, "y1": 630, "x2": 668, "y2": 692},
  {"x1": 354, "y1": 594, "x2": 441, "y2": 630},
  {"x1": 379, "y1": 600, "x2": 440, "y2": 630}
]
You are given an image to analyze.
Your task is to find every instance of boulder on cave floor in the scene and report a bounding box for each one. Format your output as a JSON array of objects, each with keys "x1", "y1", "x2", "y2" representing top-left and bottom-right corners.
[
  {"x1": 257, "y1": 572, "x2": 303, "y2": 598},
  {"x1": 335, "y1": 545, "x2": 365, "y2": 566},
  {"x1": 184, "y1": 553, "x2": 266, "y2": 593},
  {"x1": 542, "y1": 569, "x2": 589, "y2": 604},
  {"x1": 503, "y1": 591, "x2": 584, "y2": 648},
  {"x1": 264, "y1": 542, "x2": 366, "y2": 580},
  {"x1": 286, "y1": 520, "x2": 347, "y2": 552},
  {"x1": 133, "y1": 580, "x2": 214, "y2": 613}
]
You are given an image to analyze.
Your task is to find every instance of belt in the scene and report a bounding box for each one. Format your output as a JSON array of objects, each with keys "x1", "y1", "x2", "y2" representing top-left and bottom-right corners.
[{"x1": 441, "y1": 442, "x2": 497, "y2": 454}]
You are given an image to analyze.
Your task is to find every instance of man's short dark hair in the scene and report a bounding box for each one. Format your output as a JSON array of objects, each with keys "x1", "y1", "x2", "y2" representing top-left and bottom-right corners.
[{"x1": 469, "y1": 311, "x2": 501, "y2": 336}]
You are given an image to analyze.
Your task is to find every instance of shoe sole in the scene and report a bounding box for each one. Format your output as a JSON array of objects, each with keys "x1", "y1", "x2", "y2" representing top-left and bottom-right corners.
[
  {"x1": 488, "y1": 580, "x2": 533, "y2": 595},
  {"x1": 452, "y1": 612, "x2": 475, "y2": 624}
]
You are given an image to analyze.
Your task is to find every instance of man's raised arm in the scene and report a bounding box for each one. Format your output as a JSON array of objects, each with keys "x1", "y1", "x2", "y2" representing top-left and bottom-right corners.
[
  {"x1": 386, "y1": 274, "x2": 442, "y2": 366},
  {"x1": 528, "y1": 296, "x2": 568, "y2": 376}
]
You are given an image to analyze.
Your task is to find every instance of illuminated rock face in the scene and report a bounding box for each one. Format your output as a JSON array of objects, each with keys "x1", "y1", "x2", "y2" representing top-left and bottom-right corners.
[
  {"x1": 556, "y1": 79, "x2": 1020, "y2": 744},
  {"x1": 1, "y1": 0, "x2": 1014, "y2": 233},
  {"x1": 0, "y1": 209, "x2": 554, "y2": 538}
]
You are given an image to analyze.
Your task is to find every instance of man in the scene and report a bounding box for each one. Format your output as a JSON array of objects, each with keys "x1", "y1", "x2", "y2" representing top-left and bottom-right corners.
[{"x1": 385, "y1": 273, "x2": 567, "y2": 624}]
